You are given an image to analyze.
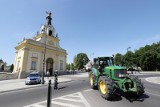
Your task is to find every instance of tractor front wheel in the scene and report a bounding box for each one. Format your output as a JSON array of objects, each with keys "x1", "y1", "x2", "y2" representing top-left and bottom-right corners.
[
  {"x1": 129, "y1": 75, "x2": 145, "y2": 97},
  {"x1": 89, "y1": 72, "x2": 97, "y2": 89},
  {"x1": 98, "y1": 76, "x2": 114, "y2": 100}
]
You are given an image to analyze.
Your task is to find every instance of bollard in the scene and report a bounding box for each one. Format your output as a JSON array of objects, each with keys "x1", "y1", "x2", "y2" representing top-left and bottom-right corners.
[{"x1": 47, "y1": 80, "x2": 52, "y2": 107}]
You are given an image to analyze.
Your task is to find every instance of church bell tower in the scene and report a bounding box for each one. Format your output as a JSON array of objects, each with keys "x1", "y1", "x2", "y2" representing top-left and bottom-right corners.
[{"x1": 40, "y1": 12, "x2": 55, "y2": 37}]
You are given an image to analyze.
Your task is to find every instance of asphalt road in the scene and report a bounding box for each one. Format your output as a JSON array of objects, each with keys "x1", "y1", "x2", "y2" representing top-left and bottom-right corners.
[{"x1": 0, "y1": 73, "x2": 160, "y2": 107}]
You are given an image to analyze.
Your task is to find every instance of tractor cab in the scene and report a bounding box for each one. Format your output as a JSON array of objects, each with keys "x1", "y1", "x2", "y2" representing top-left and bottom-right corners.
[{"x1": 93, "y1": 57, "x2": 114, "y2": 70}]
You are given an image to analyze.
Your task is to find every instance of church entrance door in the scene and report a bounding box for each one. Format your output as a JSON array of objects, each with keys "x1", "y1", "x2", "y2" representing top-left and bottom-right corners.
[{"x1": 46, "y1": 58, "x2": 54, "y2": 76}]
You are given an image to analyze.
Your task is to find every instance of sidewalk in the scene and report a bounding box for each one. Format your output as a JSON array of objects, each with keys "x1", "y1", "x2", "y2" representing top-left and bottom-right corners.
[{"x1": 0, "y1": 76, "x2": 72, "y2": 93}]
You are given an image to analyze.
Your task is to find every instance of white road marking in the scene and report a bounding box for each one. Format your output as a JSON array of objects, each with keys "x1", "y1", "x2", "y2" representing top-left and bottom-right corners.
[
  {"x1": 78, "y1": 92, "x2": 91, "y2": 107},
  {"x1": 145, "y1": 91, "x2": 160, "y2": 97},
  {"x1": 68, "y1": 94, "x2": 81, "y2": 98},
  {"x1": 83, "y1": 89, "x2": 93, "y2": 92},
  {"x1": 24, "y1": 102, "x2": 46, "y2": 107},
  {"x1": 55, "y1": 97, "x2": 83, "y2": 103},
  {"x1": 145, "y1": 77, "x2": 160, "y2": 85},
  {"x1": 52, "y1": 101, "x2": 81, "y2": 107},
  {"x1": 24, "y1": 92, "x2": 91, "y2": 107}
]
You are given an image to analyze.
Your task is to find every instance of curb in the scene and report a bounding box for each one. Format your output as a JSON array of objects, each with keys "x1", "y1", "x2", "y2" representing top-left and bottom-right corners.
[{"x1": 0, "y1": 80, "x2": 73, "y2": 94}]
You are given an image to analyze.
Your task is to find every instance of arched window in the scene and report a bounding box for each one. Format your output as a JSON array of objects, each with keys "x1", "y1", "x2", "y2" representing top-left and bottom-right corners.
[{"x1": 49, "y1": 30, "x2": 52, "y2": 36}]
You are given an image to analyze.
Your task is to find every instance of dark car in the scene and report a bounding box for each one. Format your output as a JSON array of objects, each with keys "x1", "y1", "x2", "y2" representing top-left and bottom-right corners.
[{"x1": 25, "y1": 72, "x2": 41, "y2": 85}]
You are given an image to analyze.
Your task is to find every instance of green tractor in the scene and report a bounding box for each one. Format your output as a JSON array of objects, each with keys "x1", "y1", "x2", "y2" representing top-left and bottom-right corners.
[{"x1": 89, "y1": 57, "x2": 145, "y2": 100}]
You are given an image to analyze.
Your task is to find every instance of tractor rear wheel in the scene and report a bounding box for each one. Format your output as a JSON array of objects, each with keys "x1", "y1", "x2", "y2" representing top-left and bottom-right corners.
[
  {"x1": 98, "y1": 76, "x2": 114, "y2": 100},
  {"x1": 89, "y1": 72, "x2": 98, "y2": 89}
]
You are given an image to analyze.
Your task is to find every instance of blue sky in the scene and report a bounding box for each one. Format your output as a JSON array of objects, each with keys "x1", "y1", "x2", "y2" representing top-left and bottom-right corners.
[{"x1": 0, "y1": 0, "x2": 160, "y2": 65}]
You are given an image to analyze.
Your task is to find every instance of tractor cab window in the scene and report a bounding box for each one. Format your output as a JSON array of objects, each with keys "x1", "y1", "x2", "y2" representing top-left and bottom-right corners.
[
  {"x1": 115, "y1": 69, "x2": 127, "y2": 78},
  {"x1": 99, "y1": 58, "x2": 113, "y2": 67},
  {"x1": 93, "y1": 57, "x2": 114, "y2": 68},
  {"x1": 93, "y1": 59, "x2": 99, "y2": 68},
  {"x1": 107, "y1": 60, "x2": 113, "y2": 66},
  {"x1": 106, "y1": 57, "x2": 114, "y2": 66}
]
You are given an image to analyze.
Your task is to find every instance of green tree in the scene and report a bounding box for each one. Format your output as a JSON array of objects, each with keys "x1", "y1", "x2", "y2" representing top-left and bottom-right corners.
[
  {"x1": 1, "y1": 65, "x2": 4, "y2": 71},
  {"x1": 114, "y1": 42, "x2": 160, "y2": 71},
  {"x1": 66, "y1": 63, "x2": 70, "y2": 70},
  {"x1": 114, "y1": 53, "x2": 124, "y2": 66},
  {"x1": 75, "y1": 53, "x2": 89, "y2": 70},
  {"x1": 156, "y1": 44, "x2": 160, "y2": 70},
  {"x1": 10, "y1": 64, "x2": 14, "y2": 71},
  {"x1": 70, "y1": 63, "x2": 75, "y2": 70},
  {"x1": 123, "y1": 51, "x2": 135, "y2": 67}
]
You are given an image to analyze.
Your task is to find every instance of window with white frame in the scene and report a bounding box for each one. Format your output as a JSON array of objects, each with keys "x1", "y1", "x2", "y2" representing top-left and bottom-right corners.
[
  {"x1": 60, "y1": 61, "x2": 63, "y2": 70},
  {"x1": 31, "y1": 61, "x2": 36, "y2": 70}
]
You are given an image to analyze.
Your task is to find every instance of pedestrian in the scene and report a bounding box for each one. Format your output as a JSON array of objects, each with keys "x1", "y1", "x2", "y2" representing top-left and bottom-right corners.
[
  {"x1": 54, "y1": 70, "x2": 58, "y2": 90},
  {"x1": 47, "y1": 71, "x2": 50, "y2": 79},
  {"x1": 98, "y1": 61, "x2": 104, "y2": 75}
]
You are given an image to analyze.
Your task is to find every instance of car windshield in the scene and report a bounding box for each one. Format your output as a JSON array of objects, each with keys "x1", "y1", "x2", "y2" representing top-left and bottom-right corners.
[{"x1": 29, "y1": 74, "x2": 39, "y2": 77}]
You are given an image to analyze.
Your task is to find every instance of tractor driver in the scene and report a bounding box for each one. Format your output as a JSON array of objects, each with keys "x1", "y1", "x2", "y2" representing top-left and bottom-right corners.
[{"x1": 98, "y1": 61, "x2": 104, "y2": 74}]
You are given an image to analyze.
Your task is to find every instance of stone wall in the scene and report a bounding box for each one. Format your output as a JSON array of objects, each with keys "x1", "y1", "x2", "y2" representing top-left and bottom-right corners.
[{"x1": 0, "y1": 72, "x2": 18, "y2": 81}]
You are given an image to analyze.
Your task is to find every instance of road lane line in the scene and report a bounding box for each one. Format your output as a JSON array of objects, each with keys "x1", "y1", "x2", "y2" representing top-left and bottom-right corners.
[
  {"x1": 145, "y1": 77, "x2": 160, "y2": 85},
  {"x1": 68, "y1": 94, "x2": 81, "y2": 98},
  {"x1": 145, "y1": 91, "x2": 160, "y2": 97},
  {"x1": 78, "y1": 92, "x2": 91, "y2": 107},
  {"x1": 55, "y1": 97, "x2": 83, "y2": 102},
  {"x1": 52, "y1": 101, "x2": 81, "y2": 107},
  {"x1": 83, "y1": 89, "x2": 93, "y2": 92},
  {"x1": 24, "y1": 103, "x2": 46, "y2": 107}
]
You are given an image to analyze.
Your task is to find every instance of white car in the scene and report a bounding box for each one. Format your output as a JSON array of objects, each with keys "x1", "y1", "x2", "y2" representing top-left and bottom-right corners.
[{"x1": 25, "y1": 72, "x2": 41, "y2": 85}]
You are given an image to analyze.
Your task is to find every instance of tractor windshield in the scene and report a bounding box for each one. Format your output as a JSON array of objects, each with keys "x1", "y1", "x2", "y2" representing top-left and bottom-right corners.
[
  {"x1": 99, "y1": 57, "x2": 114, "y2": 66},
  {"x1": 107, "y1": 58, "x2": 113, "y2": 66},
  {"x1": 114, "y1": 69, "x2": 127, "y2": 78}
]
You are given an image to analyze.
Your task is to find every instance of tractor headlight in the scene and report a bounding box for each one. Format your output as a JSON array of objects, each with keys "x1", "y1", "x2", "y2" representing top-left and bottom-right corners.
[{"x1": 119, "y1": 74, "x2": 125, "y2": 77}]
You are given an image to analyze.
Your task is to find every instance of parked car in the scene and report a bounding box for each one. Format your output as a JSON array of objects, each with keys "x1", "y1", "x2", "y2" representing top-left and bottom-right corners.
[{"x1": 25, "y1": 72, "x2": 41, "y2": 85}]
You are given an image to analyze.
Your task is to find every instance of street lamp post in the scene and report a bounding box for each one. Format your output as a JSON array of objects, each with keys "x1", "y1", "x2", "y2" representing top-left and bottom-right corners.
[
  {"x1": 90, "y1": 53, "x2": 94, "y2": 62},
  {"x1": 112, "y1": 54, "x2": 115, "y2": 65},
  {"x1": 127, "y1": 47, "x2": 131, "y2": 52},
  {"x1": 42, "y1": 35, "x2": 47, "y2": 84}
]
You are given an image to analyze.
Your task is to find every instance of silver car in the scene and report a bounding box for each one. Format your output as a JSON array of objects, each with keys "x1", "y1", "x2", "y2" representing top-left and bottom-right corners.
[{"x1": 25, "y1": 72, "x2": 41, "y2": 85}]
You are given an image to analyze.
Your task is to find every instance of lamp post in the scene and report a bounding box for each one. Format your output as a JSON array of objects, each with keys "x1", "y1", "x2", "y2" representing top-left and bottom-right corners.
[
  {"x1": 127, "y1": 47, "x2": 131, "y2": 52},
  {"x1": 112, "y1": 54, "x2": 115, "y2": 65},
  {"x1": 90, "y1": 53, "x2": 94, "y2": 62},
  {"x1": 42, "y1": 35, "x2": 47, "y2": 84}
]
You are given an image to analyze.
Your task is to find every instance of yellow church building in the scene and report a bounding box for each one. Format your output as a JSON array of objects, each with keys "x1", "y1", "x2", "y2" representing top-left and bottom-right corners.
[{"x1": 13, "y1": 12, "x2": 67, "y2": 78}]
